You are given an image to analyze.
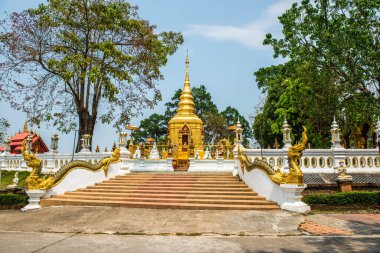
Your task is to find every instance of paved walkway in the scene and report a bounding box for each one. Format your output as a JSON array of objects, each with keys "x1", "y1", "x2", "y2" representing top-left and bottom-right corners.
[
  {"x1": 1, "y1": 232, "x2": 380, "y2": 253},
  {"x1": 0, "y1": 207, "x2": 380, "y2": 252},
  {"x1": 0, "y1": 206, "x2": 303, "y2": 235}
]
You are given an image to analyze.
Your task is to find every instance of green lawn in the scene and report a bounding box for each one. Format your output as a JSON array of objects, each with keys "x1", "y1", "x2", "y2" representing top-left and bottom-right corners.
[{"x1": 0, "y1": 170, "x2": 29, "y2": 189}]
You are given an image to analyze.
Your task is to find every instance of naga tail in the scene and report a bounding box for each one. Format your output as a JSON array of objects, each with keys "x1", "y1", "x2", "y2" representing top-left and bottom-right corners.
[{"x1": 52, "y1": 158, "x2": 107, "y2": 187}]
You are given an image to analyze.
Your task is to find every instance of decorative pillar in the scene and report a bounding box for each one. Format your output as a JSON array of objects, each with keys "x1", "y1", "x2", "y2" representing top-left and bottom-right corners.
[
  {"x1": 235, "y1": 117, "x2": 243, "y2": 146},
  {"x1": 50, "y1": 134, "x2": 59, "y2": 153},
  {"x1": 330, "y1": 117, "x2": 342, "y2": 148},
  {"x1": 330, "y1": 117, "x2": 346, "y2": 170},
  {"x1": 80, "y1": 134, "x2": 91, "y2": 153},
  {"x1": 282, "y1": 117, "x2": 292, "y2": 170},
  {"x1": 282, "y1": 117, "x2": 292, "y2": 148},
  {"x1": 233, "y1": 118, "x2": 243, "y2": 177}
]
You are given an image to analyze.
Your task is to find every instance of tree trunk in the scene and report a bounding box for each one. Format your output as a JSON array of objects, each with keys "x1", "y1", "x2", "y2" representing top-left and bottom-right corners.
[
  {"x1": 343, "y1": 133, "x2": 350, "y2": 148},
  {"x1": 75, "y1": 111, "x2": 96, "y2": 152},
  {"x1": 362, "y1": 122, "x2": 370, "y2": 149}
]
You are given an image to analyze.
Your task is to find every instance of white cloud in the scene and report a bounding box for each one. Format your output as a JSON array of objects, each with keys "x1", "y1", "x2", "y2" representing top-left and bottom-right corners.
[{"x1": 184, "y1": 0, "x2": 296, "y2": 49}]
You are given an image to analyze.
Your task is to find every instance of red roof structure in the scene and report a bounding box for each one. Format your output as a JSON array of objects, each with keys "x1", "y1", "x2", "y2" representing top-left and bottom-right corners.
[{"x1": 0, "y1": 122, "x2": 49, "y2": 154}]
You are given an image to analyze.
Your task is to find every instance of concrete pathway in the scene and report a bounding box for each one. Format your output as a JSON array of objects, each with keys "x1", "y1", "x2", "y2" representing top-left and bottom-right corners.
[
  {"x1": 1, "y1": 232, "x2": 380, "y2": 253},
  {"x1": 1, "y1": 207, "x2": 380, "y2": 252},
  {"x1": 0, "y1": 206, "x2": 303, "y2": 236}
]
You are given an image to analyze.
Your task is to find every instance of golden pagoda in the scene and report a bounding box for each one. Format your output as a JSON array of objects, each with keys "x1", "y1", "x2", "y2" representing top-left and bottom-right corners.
[{"x1": 168, "y1": 53, "x2": 204, "y2": 167}]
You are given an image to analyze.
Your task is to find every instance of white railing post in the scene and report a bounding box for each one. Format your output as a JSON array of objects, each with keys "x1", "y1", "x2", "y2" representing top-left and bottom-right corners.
[
  {"x1": 282, "y1": 117, "x2": 291, "y2": 169},
  {"x1": 330, "y1": 117, "x2": 346, "y2": 168}
]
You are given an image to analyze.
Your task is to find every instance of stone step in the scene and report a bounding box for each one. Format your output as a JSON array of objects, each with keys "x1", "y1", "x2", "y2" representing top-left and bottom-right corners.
[
  {"x1": 77, "y1": 188, "x2": 259, "y2": 195},
  {"x1": 41, "y1": 198, "x2": 279, "y2": 210},
  {"x1": 41, "y1": 172, "x2": 279, "y2": 210},
  {"x1": 64, "y1": 191, "x2": 263, "y2": 200},
  {"x1": 117, "y1": 173, "x2": 232, "y2": 177},
  {"x1": 116, "y1": 176, "x2": 237, "y2": 180},
  {"x1": 86, "y1": 185, "x2": 253, "y2": 191},
  {"x1": 50, "y1": 195, "x2": 275, "y2": 206},
  {"x1": 96, "y1": 182, "x2": 248, "y2": 188},
  {"x1": 111, "y1": 178, "x2": 240, "y2": 182}
]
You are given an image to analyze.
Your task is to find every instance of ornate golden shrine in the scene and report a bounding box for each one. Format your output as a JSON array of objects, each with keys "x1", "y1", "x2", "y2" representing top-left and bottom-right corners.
[{"x1": 168, "y1": 54, "x2": 204, "y2": 169}]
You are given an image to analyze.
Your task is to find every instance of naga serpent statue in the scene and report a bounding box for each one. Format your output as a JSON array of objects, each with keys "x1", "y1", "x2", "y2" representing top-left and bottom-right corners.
[
  {"x1": 21, "y1": 140, "x2": 121, "y2": 190},
  {"x1": 238, "y1": 127, "x2": 308, "y2": 185}
]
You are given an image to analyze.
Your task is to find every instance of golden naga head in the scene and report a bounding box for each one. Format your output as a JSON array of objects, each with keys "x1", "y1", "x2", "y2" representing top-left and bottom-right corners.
[{"x1": 288, "y1": 126, "x2": 308, "y2": 160}]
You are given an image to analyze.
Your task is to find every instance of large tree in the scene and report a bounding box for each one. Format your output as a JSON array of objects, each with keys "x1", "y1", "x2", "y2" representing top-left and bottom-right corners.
[
  {"x1": 253, "y1": 62, "x2": 339, "y2": 148},
  {"x1": 133, "y1": 113, "x2": 168, "y2": 144},
  {"x1": 221, "y1": 106, "x2": 252, "y2": 146},
  {"x1": 254, "y1": 0, "x2": 380, "y2": 148},
  {"x1": 0, "y1": 0, "x2": 183, "y2": 151}
]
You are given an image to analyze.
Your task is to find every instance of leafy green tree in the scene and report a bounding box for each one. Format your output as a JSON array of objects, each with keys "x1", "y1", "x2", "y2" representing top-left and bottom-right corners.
[
  {"x1": 0, "y1": 0, "x2": 183, "y2": 151},
  {"x1": 254, "y1": 0, "x2": 380, "y2": 148},
  {"x1": 192, "y1": 85, "x2": 218, "y2": 120},
  {"x1": 203, "y1": 112, "x2": 228, "y2": 144},
  {"x1": 221, "y1": 106, "x2": 252, "y2": 146},
  {"x1": 254, "y1": 61, "x2": 339, "y2": 148},
  {"x1": 133, "y1": 113, "x2": 168, "y2": 144}
]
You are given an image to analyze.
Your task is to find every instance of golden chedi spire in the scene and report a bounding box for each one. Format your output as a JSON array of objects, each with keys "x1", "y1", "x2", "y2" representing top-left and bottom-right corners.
[
  {"x1": 168, "y1": 52, "x2": 204, "y2": 153},
  {"x1": 176, "y1": 51, "x2": 196, "y2": 115}
]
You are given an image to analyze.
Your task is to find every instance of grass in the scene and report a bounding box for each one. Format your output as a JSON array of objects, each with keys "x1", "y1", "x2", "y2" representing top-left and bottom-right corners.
[{"x1": 0, "y1": 170, "x2": 29, "y2": 189}]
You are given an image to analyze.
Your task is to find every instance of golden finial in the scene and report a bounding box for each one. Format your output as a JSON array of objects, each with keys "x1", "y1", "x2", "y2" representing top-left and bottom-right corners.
[
  {"x1": 23, "y1": 120, "x2": 28, "y2": 132},
  {"x1": 174, "y1": 52, "x2": 196, "y2": 115},
  {"x1": 185, "y1": 50, "x2": 190, "y2": 84}
]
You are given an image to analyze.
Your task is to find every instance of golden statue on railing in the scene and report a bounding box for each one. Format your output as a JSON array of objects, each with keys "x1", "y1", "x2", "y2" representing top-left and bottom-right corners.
[
  {"x1": 238, "y1": 127, "x2": 308, "y2": 185},
  {"x1": 21, "y1": 140, "x2": 121, "y2": 190}
]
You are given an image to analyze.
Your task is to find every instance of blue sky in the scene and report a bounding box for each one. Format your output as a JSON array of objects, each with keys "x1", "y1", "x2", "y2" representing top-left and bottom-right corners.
[{"x1": 0, "y1": 0, "x2": 293, "y2": 152}]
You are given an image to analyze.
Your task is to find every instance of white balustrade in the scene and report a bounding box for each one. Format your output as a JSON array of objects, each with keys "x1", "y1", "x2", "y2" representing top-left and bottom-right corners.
[
  {"x1": 241, "y1": 148, "x2": 380, "y2": 173},
  {"x1": 1, "y1": 147, "x2": 379, "y2": 174}
]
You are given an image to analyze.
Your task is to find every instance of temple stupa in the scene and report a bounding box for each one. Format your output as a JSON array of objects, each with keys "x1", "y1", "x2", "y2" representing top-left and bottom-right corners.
[{"x1": 168, "y1": 53, "x2": 204, "y2": 169}]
